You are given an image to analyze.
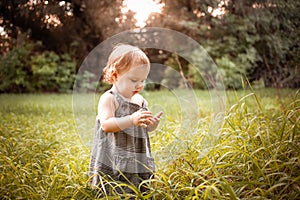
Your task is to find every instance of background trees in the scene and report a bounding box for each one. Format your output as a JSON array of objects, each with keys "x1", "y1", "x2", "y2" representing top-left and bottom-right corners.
[{"x1": 0, "y1": 0, "x2": 299, "y2": 92}]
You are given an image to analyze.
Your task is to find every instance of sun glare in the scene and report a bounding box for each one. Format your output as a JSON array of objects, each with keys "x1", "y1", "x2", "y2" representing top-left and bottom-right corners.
[
  {"x1": 194, "y1": 0, "x2": 228, "y2": 18},
  {"x1": 43, "y1": 14, "x2": 62, "y2": 29},
  {"x1": 0, "y1": 26, "x2": 8, "y2": 37},
  {"x1": 121, "y1": 0, "x2": 164, "y2": 28}
]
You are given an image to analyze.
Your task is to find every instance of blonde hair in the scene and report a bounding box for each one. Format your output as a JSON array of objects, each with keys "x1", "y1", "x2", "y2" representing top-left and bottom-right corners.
[{"x1": 102, "y1": 44, "x2": 150, "y2": 84}]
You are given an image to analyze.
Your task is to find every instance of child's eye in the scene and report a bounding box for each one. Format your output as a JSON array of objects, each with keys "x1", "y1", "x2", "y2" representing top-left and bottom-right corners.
[{"x1": 130, "y1": 79, "x2": 146, "y2": 83}]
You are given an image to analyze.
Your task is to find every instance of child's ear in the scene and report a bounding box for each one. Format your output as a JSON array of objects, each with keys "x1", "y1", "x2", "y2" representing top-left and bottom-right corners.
[{"x1": 111, "y1": 70, "x2": 118, "y2": 82}]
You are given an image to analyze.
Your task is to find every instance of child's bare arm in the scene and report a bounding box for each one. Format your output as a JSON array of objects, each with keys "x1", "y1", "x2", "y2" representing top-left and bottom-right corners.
[{"x1": 99, "y1": 93, "x2": 152, "y2": 132}]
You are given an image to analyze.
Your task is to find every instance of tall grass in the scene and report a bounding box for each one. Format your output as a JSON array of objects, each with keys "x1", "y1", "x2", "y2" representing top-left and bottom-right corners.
[
  {"x1": 0, "y1": 89, "x2": 299, "y2": 199},
  {"x1": 0, "y1": 94, "x2": 90, "y2": 199},
  {"x1": 150, "y1": 89, "x2": 299, "y2": 199}
]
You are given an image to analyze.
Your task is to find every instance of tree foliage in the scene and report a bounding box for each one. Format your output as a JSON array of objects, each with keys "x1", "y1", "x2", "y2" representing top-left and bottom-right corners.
[
  {"x1": 156, "y1": 0, "x2": 299, "y2": 88},
  {"x1": 0, "y1": 0, "x2": 299, "y2": 92},
  {"x1": 0, "y1": 36, "x2": 76, "y2": 93}
]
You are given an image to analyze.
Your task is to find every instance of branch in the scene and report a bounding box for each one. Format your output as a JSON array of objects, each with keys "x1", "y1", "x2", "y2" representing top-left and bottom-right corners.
[{"x1": 175, "y1": 54, "x2": 191, "y2": 89}]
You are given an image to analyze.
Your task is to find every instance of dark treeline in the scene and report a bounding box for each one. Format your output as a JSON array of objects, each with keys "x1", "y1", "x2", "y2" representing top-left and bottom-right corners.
[{"x1": 0, "y1": 0, "x2": 299, "y2": 92}]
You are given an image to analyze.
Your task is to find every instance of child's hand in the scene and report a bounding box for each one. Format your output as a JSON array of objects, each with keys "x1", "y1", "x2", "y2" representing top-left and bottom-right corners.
[
  {"x1": 130, "y1": 109, "x2": 152, "y2": 128},
  {"x1": 148, "y1": 111, "x2": 163, "y2": 128}
]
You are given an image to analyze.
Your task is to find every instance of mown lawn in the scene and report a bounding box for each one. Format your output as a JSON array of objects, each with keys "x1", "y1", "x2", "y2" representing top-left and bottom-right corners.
[{"x1": 0, "y1": 89, "x2": 299, "y2": 199}]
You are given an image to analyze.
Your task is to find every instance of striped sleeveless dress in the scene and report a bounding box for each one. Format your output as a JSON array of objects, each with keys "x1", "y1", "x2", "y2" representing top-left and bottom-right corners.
[{"x1": 88, "y1": 91, "x2": 155, "y2": 190}]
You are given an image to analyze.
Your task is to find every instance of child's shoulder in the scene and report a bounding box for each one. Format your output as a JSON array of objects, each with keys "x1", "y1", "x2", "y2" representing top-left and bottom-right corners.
[
  {"x1": 99, "y1": 90, "x2": 116, "y2": 103},
  {"x1": 101, "y1": 90, "x2": 113, "y2": 97},
  {"x1": 97, "y1": 90, "x2": 118, "y2": 113}
]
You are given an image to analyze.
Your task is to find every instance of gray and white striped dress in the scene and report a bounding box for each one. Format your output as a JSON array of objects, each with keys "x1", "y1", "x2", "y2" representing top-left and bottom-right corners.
[{"x1": 89, "y1": 91, "x2": 155, "y2": 188}]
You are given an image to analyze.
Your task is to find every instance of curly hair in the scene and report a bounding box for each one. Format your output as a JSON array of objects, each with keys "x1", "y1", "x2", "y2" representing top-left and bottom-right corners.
[{"x1": 102, "y1": 44, "x2": 150, "y2": 84}]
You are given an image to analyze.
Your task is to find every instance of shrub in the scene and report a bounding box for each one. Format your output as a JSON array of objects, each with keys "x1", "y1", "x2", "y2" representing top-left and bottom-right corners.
[
  {"x1": 30, "y1": 51, "x2": 76, "y2": 93},
  {"x1": 0, "y1": 41, "x2": 34, "y2": 92},
  {"x1": 0, "y1": 40, "x2": 76, "y2": 93}
]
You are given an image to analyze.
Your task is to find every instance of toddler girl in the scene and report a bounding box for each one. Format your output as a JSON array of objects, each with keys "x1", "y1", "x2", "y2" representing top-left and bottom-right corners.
[{"x1": 89, "y1": 44, "x2": 163, "y2": 194}]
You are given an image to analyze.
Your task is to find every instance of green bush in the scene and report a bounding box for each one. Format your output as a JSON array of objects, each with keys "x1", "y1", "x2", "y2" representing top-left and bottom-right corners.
[
  {"x1": 161, "y1": 66, "x2": 184, "y2": 89},
  {"x1": 0, "y1": 41, "x2": 34, "y2": 92},
  {"x1": 0, "y1": 40, "x2": 76, "y2": 93},
  {"x1": 215, "y1": 56, "x2": 244, "y2": 89},
  {"x1": 161, "y1": 33, "x2": 258, "y2": 90},
  {"x1": 30, "y1": 52, "x2": 76, "y2": 92}
]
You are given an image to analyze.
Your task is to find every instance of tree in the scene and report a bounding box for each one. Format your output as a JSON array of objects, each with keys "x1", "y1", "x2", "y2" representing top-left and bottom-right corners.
[
  {"x1": 152, "y1": 0, "x2": 300, "y2": 88},
  {"x1": 0, "y1": 0, "x2": 100, "y2": 61},
  {"x1": 0, "y1": 0, "x2": 299, "y2": 92}
]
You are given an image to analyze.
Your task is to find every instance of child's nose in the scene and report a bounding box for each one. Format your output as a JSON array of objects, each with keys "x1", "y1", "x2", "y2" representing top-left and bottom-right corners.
[{"x1": 136, "y1": 82, "x2": 144, "y2": 88}]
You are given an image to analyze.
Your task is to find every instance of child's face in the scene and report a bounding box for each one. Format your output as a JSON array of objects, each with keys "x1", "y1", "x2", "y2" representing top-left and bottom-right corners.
[{"x1": 115, "y1": 64, "x2": 150, "y2": 98}]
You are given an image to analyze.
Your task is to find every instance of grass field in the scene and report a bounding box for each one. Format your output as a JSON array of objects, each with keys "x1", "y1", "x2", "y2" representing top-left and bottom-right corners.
[{"x1": 0, "y1": 89, "x2": 299, "y2": 199}]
